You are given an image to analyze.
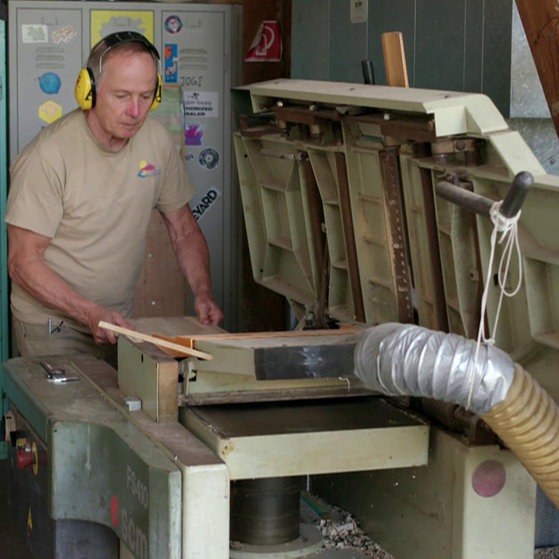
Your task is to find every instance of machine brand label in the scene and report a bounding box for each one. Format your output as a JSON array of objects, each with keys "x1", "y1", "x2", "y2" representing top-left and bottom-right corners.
[
  {"x1": 111, "y1": 468, "x2": 149, "y2": 559},
  {"x1": 126, "y1": 465, "x2": 149, "y2": 508},
  {"x1": 121, "y1": 506, "x2": 148, "y2": 559}
]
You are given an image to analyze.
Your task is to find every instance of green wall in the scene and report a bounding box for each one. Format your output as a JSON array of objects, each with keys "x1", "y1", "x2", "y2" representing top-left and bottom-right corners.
[{"x1": 292, "y1": 0, "x2": 513, "y2": 117}]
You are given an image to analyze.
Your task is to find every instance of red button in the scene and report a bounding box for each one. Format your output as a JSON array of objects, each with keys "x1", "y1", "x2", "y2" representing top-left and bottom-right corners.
[{"x1": 17, "y1": 448, "x2": 33, "y2": 469}]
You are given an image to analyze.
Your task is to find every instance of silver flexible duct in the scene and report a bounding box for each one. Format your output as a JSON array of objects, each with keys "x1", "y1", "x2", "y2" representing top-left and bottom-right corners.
[
  {"x1": 353, "y1": 322, "x2": 559, "y2": 509},
  {"x1": 353, "y1": 322, "x2": 515, "y2": 414}
]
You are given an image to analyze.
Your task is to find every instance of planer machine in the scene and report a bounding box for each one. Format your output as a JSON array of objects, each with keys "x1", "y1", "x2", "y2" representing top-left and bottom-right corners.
[
  {"x1": 0, "y1": 317, "x2": 428, "y2": 559},
  {"x1": 3, "y1": 78, "x2": 559, "y2": 558}
]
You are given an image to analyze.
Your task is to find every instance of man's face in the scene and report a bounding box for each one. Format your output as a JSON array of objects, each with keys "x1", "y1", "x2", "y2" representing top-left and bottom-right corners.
[{"x1": 89, "y1": 49, "x2": 157, "y2": 143}]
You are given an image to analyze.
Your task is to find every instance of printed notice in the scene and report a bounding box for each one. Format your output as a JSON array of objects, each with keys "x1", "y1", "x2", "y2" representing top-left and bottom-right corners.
[
  {"x1": 183, "y1": 91, "x2": 219, "y2": 119},
  {"x1": 21, "y1": 24, "x2": 48, "y2": 43}
]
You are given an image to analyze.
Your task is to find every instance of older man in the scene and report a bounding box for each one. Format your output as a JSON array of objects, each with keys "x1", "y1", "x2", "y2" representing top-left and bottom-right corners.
[{"x1": 6, "y1": 31, "x2": 223, "y2": 361}]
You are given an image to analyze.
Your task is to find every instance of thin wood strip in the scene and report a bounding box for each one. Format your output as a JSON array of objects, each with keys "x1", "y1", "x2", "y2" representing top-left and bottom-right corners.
[
  {"x1": 98, "y1": 321, "x2": 213, "y2": 360},
  {"x1": 155, "y1": 325, "x2": 363, "y2": 346},
  {"x1": 382, "y1": 31, "x2": 409, "y2": 87}
]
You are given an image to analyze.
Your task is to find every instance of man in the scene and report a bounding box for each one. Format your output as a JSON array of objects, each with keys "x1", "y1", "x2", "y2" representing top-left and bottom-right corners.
[{"x1": 6, "y1": 31, "x2": 223, "y2": 362}]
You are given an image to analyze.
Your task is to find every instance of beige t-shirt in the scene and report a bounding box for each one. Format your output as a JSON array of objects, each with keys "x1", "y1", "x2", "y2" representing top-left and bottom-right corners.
[{"x1": 6, "y1": 109, "x2": 195, "y2": 328}]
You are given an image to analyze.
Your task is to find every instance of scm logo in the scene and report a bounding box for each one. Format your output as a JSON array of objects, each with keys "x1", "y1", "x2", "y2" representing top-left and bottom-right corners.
[
  {"x1": 121, "y1": 506, "x2": 148, "y2": 559},
  {"x1": 110, "y1": 495, "x2": 148, "y2": 559}
]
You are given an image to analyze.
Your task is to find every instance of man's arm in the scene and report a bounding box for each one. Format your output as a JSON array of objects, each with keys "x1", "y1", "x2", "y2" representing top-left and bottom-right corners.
[
  {"x1": 160, "y1": 205, "x2": 223, "y2": 326},
  {"x1": 8, "y1": 224, "x2": 132, "y2": 344}
]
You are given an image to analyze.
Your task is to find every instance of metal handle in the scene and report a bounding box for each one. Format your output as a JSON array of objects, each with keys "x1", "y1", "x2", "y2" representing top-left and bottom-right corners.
[
  {"x1": 500, "y1": 171, "x2": 534, "y2": 218},
  {"x1": 435, "y1": 171, "x2": 534, "y2": 218},
  {"x1": 361, "y1": 59, "x2": 375, "y2": 85}
]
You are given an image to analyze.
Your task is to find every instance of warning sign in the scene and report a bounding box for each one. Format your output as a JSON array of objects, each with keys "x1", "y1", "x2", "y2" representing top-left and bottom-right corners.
[{"x1": 245, "y1": 20, "x2": 282, "y2": 62}]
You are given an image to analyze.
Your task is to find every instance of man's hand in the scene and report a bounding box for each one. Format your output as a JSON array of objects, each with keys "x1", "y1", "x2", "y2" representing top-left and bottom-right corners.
[
  {"x1": 161, "y1": 206, "x2": 224, "y2": 327},
  {"x1": 86, "y1": 306, "x2": 134, "y2": 345},
  {"x1": 194, "y1": 293, "x2": 224, "y2": 326}
]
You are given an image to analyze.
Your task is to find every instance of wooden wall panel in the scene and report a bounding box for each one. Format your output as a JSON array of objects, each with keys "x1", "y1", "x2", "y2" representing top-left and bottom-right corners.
[
  {"x1": 239, "y1": 0, "x2": 292, "y2": 332},
  {"x1": 133, "y1": 211, "x2": 188, "y2": 318},
  {"x1": 516, "y1": 0, "x2": 559, "y2": 139},
  {"x1": 242, "y1": 0, "x2": 291, "y2": 85}
]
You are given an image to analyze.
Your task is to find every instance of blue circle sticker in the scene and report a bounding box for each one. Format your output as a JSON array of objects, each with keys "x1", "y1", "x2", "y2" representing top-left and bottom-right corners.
[{"x1": 39, "y1": 72, "x2": 61, "y2": 94}]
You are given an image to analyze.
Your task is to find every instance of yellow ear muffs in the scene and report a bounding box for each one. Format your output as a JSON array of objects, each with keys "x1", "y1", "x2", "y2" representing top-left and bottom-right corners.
[
  {"x1": 150, "y1": 73, "x2": 162, "y2": 111},
  {"x1": 74, "y1": 68, "x2": 161, "y2": 111},
  {"x1": 76, "y1": 32, "x2": 161, "y2": 112},
  {"x1": 74, "y1": 67, "x2": 95, "y2": 110}
]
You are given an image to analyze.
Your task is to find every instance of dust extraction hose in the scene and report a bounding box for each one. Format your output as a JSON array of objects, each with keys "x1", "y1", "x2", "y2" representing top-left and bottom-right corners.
[{"x1": 354, "y1": 323, "x2": 559, "y2": 508}]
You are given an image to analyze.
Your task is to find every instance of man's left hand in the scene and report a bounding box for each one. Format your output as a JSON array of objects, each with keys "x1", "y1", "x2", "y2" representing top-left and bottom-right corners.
[{"x1": 194, "y1": 293, "x2": 224, "y2": 326}]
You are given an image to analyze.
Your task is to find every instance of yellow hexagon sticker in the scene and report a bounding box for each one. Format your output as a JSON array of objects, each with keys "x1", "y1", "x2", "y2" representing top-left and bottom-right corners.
[{"x1": 38, "y1": 101, "x2": 63, "y2": 124}]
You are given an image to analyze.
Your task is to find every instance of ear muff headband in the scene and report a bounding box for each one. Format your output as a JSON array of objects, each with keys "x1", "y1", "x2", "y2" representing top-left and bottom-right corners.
[{"x1": 74, "y1": 31, "x2": 162, "y2": 111}]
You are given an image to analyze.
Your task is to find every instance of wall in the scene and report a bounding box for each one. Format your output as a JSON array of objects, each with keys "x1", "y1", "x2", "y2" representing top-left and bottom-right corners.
[
  {"x1": 292, "y1": 0, "x2": 510, "y2": 110},
  {"x1": 291, "y1": 0, "x2": 559, "y2": 175}
]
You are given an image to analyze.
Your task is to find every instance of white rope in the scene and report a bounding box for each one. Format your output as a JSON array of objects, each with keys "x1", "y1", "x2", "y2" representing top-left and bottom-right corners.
[{"x1": 466, "y1": 200, "x2": 523, "y2": 409}]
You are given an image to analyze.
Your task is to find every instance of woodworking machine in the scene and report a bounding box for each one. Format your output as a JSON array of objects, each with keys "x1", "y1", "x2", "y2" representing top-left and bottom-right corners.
[{"x1": 3, "y1": 78, "x2": 559, "y2": 559}]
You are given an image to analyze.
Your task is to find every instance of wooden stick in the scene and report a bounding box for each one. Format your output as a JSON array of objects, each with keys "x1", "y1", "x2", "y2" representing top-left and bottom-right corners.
[
  {"x1": 98, "y1": 321, "x2": 213, "y2": 360},
  {"x1": 156, "y1": 325, "x2": 362, "y2": 345},
  {"x1": 382, "y1": 31, "x2": 409, "y2": 87}
]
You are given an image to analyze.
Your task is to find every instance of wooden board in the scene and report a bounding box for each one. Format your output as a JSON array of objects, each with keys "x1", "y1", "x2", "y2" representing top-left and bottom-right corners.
[
  {"x1": 382, "y1": 31, "x2": 409, "y2": 87},
  {"x1": 133, "y1": 210, "x2": 188, "y2": 318},
  {"x1": 99, "y1": 321, "x2": 213, "y2": 360},
  {"x1": 516, "y1": 0, "x2": 559, "y2": 139}
]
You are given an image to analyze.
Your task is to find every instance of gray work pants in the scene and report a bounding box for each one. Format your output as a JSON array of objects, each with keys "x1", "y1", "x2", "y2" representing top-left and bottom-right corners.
[{"x1": 12, "y1": 317, "x2": 118, "y2": 367}]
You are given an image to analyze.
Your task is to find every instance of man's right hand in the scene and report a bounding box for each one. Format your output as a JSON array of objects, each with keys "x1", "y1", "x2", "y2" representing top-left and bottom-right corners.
[{"x1": 87, "y1": 307, "x2": 134, "y2": 345}]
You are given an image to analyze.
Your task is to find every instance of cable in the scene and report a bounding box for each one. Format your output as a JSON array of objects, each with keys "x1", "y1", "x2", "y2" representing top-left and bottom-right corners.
[{"x1": 466, "y1": 200, "x2": 523, "y2": 409}]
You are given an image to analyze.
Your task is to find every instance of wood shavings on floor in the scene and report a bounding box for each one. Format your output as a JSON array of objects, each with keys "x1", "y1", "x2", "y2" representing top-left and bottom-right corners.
[
  {"x1": 302, "y1": 492, "x2": 394, "y2": 558},
  {"x1": 536, "y1": 548, "x2": 559, "y2": 558},
  {"x1": 316, "y1": 512, "x2": 394, "y2": 558},
  {"x1": 303, "y1": 491, "x2": 559, "y2": 559}
]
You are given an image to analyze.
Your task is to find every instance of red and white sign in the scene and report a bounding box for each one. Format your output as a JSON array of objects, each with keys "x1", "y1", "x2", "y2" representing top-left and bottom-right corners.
[{"x1": 245, "y1": 20, "x2": 283, "y2": 62}]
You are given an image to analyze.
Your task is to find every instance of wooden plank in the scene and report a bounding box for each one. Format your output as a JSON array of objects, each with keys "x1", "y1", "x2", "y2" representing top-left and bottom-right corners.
[
  {"x1": 98, "y1": 321, "x2": 213, "y2": 360},
  {"x1": 164, "y1": 324, "x2": 362, "y2": 343},
  {"x1": 515, "y1": 0, "x2": 559, "y2": 138},
  {"x1": 382, "y1": 31, "x2": 409, "y2": 87},
  {"x1": 132, "y1": 316, "x2": 224, "y2": 337},
  {"x1": 133, "y1": 210, "x2": 188, "y2": 318}
]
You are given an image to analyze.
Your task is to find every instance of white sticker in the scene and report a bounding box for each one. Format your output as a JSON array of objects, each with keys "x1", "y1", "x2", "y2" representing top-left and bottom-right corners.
[
  {"x1": 21, "y1": 24, "x2": 49, "y2": 44},
  {"x1": 52, "y1": 26, "x2": 77, "y2": 45},
  {"x1": 183, "y1": 91, "x2": 219, "y2": 119},
  {"x1": 190, "y1": 187, "x2": 221, "y2": 222},
  {"x1": 350, "y1": 0, "x2": 368, "y2": 24}
]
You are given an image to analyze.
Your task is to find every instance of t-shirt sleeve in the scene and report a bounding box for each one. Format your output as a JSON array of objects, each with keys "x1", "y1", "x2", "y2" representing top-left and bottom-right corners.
[{"x1": 6, "y1": 143, "x2": 64, "y2": 238}]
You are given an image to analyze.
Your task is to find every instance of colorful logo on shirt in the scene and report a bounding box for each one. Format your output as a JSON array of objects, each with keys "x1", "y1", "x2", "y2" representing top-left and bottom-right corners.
[{"x1": 138, "y1": 160, "x2": 160, "y2": 178}]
